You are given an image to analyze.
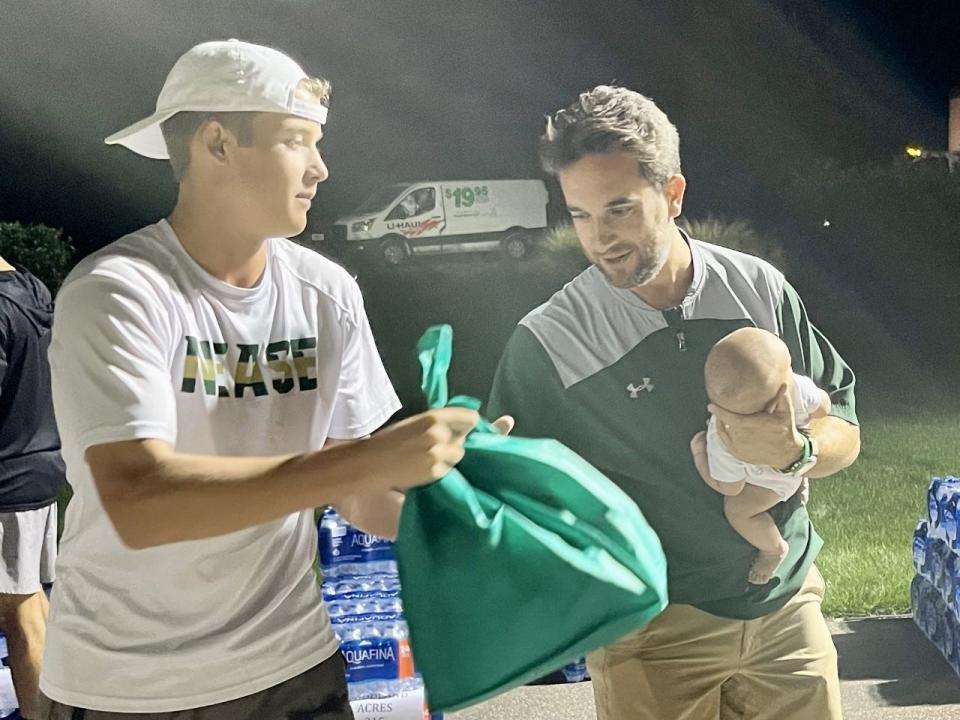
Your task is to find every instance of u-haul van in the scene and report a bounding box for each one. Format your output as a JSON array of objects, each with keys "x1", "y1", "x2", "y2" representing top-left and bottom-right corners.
[{"x1": 331, "y1": 180, "x2": 549, "y2": 264}]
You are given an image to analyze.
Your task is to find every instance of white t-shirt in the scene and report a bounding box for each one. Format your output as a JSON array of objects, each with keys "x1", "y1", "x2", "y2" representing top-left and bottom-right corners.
[
  {"x1": 42, "y1": 220, "x2": 400, "y2": 713},
  {"x1": 706, "y1": 373, "x2": 822, "y2": 501}
]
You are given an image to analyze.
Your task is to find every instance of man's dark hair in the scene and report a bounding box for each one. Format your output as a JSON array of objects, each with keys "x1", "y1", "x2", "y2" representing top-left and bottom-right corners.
[
  {"x1": 161, "y1": 112, "x2": 256, "y2": 182},
  {"x1": 539, "y1": 85, "x2": 681, "y2": 190}
]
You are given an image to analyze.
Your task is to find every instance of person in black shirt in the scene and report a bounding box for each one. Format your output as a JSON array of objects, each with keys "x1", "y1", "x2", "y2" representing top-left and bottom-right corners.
[{"x1": 0, "y1": 256, "x2": 65, "y2": 719}]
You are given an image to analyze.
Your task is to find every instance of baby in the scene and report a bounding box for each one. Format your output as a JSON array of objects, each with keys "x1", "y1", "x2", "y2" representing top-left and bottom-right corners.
[{"x1": 693, "y1": 327, "x2": 830, "y2": 584}]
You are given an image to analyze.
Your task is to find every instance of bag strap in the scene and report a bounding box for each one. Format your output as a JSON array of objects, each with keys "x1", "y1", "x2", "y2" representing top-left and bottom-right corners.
[
  {"x1": 416, "y1": 324, "x2": 494, "y2": 433},
  {"x1": 416, "y1": 324, "x2": 453, "y2": 409}
]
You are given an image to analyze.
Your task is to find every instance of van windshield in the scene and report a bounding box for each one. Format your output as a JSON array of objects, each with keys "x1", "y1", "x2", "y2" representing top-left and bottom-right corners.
[{"x1": 353, "y1": 184, "x2": 410, "y2": 215}]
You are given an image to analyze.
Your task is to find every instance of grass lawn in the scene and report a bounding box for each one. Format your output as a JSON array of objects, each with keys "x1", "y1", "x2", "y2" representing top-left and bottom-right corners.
[{"x1": 810, "y1": 410, "x2": 960, "y2": 617}]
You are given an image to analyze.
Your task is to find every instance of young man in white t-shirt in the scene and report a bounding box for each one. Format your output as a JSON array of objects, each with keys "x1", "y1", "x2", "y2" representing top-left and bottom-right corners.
[{"x1": 38, "y1": 39, "x2": 499, "y2": 720}]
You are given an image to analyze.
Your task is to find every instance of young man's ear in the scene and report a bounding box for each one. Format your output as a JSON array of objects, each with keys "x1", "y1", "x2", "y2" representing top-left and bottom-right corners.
[
  {"x1": 664, "y1": 174, "x2": 687, "y2": 220},
  {"x1": 196, "y1": 120, "x2": 233, "y2": 164}
]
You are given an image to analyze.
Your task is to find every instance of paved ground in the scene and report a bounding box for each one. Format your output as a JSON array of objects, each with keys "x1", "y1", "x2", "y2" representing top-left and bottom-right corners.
[
  {"x1": 449, "y1": 616, "x2": 960, "y2": 719},
  {"x1": 831, "y1": 616, "x2": 960, "y2": 720},
  {"x1": 0, "y1": 616, "x2": 951, "y2": 719}
]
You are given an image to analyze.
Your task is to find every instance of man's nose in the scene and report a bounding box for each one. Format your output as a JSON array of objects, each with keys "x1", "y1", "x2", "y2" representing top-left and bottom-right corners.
[
  {"x1": 595, "y1": 220, "x2": 619, "y2": 250},
  {"x1": 308, "y1": 151, "x2": 329, "y2": 184}
]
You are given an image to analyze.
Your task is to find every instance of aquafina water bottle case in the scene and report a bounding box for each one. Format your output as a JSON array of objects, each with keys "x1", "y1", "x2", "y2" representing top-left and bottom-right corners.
[
  {"x1": 913, "y1": 475, "x2": 960, "y2": 678},
  {"x1": 928, "y1": 476, "x2": 960, "y2": 540},
  {"x1": 319, "y1": 508, "x2": 398, "y2": 577},
  {"x1": 318, "y1": 509, "x2": 440, "y2": 718}
]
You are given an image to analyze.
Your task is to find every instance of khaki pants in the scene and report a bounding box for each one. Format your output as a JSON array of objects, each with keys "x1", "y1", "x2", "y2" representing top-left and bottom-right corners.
[{"x1": 587, "y1": 566, "x2": 841, "y2": 720}]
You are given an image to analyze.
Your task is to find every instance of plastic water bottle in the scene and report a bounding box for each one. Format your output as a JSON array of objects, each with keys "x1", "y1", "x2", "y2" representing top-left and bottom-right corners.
[
  {"x1": 944, "y1": 493, "x2": 960, "y2": 549},
  {"x1": 926, "y1": 593, "x2": 945, "y2": 650},
  {"x1": 954, "y1": 577, "x2": 960, "y2": 622},
  {"x1": 324, "y1": 574, "x2": 401, "y2": 602},
  {"x1": 913, "y1": 576, "x2": 934, "y2": 639},
  {"x1": 319, "y1": 508, "x2": 347, "y2": 567},
  {"x1": 912, "y1": 581, "x2": 925, "y2": 632},
  {"x1": 561, "y1": 657, "x2": 589, "y2": 683},
  {"x1": 913, "y1": 520, "x2": 929, "y2": 575},
  {"x1": 928, "y1": 539, "x2": 949, "y2": 589},
  {"x1": 939, "y1": 596, "x2": 955, "y2": 658},
  {"x1": 944, "y1": 612, "x2": 958, "y2": 667},
  {"x1": 943, "y1": 554, "x2": 960, "y2": 605},
  {"x1": 910, "y1": 574, "x2": 925, "y2": 622},
  {"x1": 953, "y1": 616, "x2": 960, "y2": 675},
  {"x1": 929, "y1": 477, "x2": 952, "y2": 537},
  {"x1": 929, "y1": 478, "x2": 943, "y2": 525},
  {"x1": 348, "y1": 675, "x2": 425, "y2": 707}
]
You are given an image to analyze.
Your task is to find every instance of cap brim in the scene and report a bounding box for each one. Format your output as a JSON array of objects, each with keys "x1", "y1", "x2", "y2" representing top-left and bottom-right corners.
[{"x1": 104, "y1": 110, "x2": 177, "y2": 159}]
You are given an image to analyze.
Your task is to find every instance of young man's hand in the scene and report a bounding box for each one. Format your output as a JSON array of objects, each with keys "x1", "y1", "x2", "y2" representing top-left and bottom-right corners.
[
  {"x1": 334, "y1": 411, "x2": 512, "y2": 540},
  {"x1": 707, "y1": 383, "x2": 804, "y2": 470},
  {"x1": 363, "y1": 407, "x2": 479, "y2": 492},
  {"x1": 338, "y1": 489, "x2": 406, "y2": 540}
]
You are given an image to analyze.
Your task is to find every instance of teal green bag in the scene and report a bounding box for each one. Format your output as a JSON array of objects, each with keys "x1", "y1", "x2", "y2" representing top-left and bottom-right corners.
[{"x1": 395, "y1": 325, "x2": 668, "y2": 712}]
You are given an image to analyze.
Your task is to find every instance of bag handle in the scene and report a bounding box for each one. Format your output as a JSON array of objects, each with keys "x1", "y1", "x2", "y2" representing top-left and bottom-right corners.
[{"x1": 416, "y1": 324, "x2": 495, "y2": 433}]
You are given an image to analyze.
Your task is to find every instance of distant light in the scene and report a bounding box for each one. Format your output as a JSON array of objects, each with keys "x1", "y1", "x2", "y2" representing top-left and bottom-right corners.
[
  {"x1": 822, "y1": 219, "x2": 831, "y2": 227},
  {"x1": 905, "y1": 145, "x2": 924, "y2": 158}
]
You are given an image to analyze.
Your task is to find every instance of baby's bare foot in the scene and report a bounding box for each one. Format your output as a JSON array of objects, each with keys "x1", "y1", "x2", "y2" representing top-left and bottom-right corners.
[{"x1": 748, "y1": 540, "x2": 789, "y2": 585}]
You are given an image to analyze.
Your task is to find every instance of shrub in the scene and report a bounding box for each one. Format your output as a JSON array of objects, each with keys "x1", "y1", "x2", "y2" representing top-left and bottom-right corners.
[
  {"x1": 537, "y1": 223, "x2": 590, "y2": 275},
  {"x1": 781, "y1": 158, "x2": 960, "y2": 368},
  {"x1": 0, "y1": 222, "x2": 76, "y2": 292},
  {"x1": 680, "y1": 215, "x2": 787, "y2": 272},
  {"x1": 541, "y1": 217, "x2": 787, "y2": 274}
]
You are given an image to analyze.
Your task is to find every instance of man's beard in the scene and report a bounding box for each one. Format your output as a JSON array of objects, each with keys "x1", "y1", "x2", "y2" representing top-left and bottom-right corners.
[{"x1": 598, "y1": 236, "x2": 670, "y2": 289}]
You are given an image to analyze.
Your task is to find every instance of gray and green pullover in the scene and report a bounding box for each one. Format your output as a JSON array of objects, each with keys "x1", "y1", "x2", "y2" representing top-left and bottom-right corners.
[{"x1": 487, "y1": 234, "x2": 858, "y2": 620}]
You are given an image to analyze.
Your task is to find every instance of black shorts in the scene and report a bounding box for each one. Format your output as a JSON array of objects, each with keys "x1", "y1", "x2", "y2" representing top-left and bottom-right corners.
[{"x1": 38, "y1": 651, "x2": 353, "y2": 720}]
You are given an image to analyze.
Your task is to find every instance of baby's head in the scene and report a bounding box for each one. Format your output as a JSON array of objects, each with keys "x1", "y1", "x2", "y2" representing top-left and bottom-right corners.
[{"x1": 704, "y1": 327, "x2": 792, "y2": 414}]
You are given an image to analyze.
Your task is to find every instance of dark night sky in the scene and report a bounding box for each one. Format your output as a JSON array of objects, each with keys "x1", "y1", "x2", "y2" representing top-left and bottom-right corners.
[
  {"x1": 773, "y1": 0, "x2": 960, "y2": 102},
  {"x1": 1, "y1": 0, "x2": 958, "y2": 255},
  {"x1": 822, "y1": 0, "x2": 960, "y2": 102}
]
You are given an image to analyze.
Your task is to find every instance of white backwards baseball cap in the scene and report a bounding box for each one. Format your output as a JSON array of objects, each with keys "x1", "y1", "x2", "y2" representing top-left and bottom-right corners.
[{"x1": 105, "y1": 39, "x2": 328, "y2": 159}]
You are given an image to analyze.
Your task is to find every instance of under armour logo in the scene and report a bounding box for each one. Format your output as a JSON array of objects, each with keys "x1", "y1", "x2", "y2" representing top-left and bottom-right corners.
[{"x1": 626, "y1": 379, "x2": 654, "y2": 398}]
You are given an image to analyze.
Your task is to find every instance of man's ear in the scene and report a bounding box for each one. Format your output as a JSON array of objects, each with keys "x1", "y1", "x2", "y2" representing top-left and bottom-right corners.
[
  {"x1": 664, "y1": 174, "x2": 687, "y2": 219},
  {"x1": 196, "y1": 120, "x2": 234, "y2": 165}
]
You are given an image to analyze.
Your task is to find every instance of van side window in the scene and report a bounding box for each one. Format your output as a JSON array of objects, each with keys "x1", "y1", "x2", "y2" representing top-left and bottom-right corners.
[
  {"x1": 414, "y1": 188, "x2": 436, "y2": 214},
  {"x1": 386, "y1": 188, "x2": 436, "y2": 220}
]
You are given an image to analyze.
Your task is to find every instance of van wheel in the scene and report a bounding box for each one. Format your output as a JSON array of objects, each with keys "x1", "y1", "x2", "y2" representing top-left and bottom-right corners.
[
  {"x1": 382, "y1": 238, "x2": 408, "y2": 266},
  {"x1": 502, "y1": 232, "x2": 528, "y2": 260}
]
